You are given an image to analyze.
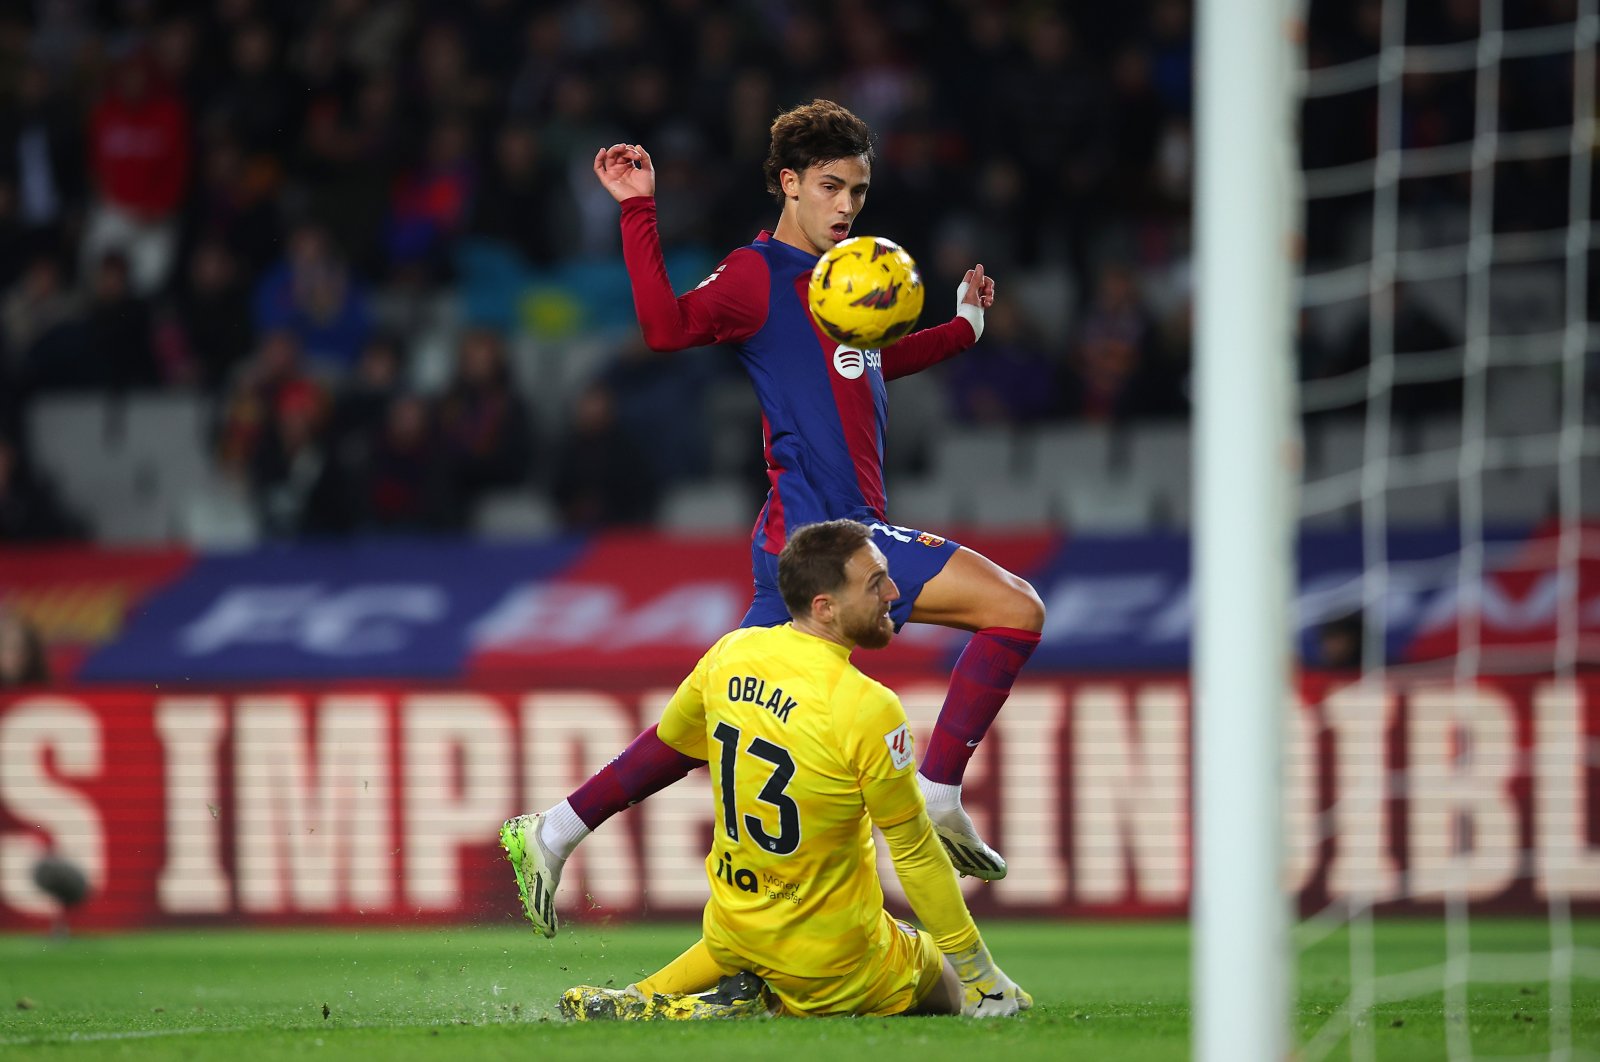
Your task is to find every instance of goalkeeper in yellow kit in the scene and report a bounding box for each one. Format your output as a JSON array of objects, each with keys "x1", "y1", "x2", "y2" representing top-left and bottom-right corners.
[{"x1": 509, "y1": 519, "x2": 1030, "y2": 1020}]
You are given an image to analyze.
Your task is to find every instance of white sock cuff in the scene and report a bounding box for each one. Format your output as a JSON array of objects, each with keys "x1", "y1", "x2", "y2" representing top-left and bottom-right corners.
[
  {"x1": 918, "y1": 776, "x2": 962, "y2": 813},
  {"x1": 541, "y1": 800, "x2": 590, "y2": 861}
]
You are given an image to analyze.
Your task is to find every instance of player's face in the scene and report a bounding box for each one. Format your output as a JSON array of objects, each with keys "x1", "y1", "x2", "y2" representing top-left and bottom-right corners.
[
  {"x1": 782, "y1": 156, "x2": 871, "y2": 255},
  {"x1": 836, "y1": 542, "x2": 898, "y2": 649}
]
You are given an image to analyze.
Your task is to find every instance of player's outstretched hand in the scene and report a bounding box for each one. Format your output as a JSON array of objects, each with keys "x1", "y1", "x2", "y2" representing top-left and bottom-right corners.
[
  {"x1": 594, "y1": 143, "x2": 656, "y2": 203},
  {"x1": 955, "y1": 263, "x2": 995, "y2": 342},
  {"x1": 958, "y1": 264, "x2": 995, "y2": 309}
]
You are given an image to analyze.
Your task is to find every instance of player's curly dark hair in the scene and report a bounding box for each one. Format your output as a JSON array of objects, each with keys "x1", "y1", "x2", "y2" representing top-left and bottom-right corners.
[
  {"x1": 763, "y1": 99, "x2": 875, "y2": 204},
  {"x1": 778, "y1": 519, "x2": 875, "y2": 618}
]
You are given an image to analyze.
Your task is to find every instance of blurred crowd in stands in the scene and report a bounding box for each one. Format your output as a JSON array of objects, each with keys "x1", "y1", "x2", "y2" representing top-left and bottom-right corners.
[{"x1": 0, "y1": 0, "x2": 1584, "y2": 543}]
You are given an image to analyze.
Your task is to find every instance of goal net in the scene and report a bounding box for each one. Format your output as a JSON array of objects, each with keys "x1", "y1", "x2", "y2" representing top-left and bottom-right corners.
[{"x1": 1290, "y1": 0, "x2": 1600, "y2": 1058}]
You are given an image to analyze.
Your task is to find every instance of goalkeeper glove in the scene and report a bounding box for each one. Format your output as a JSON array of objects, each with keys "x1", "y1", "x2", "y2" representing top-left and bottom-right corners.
[{"x1": 948, "y1": 940, "x2": 1032, "y2": 1018}]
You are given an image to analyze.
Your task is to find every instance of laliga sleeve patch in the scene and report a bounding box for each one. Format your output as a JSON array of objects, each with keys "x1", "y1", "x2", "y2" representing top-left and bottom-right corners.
[{"x1": 884, "y1": 723, "x2": 915, "y2": 771}]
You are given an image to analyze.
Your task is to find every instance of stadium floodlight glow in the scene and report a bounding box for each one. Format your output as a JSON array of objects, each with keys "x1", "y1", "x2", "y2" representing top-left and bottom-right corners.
[{"x1": 1192, "y1": 0, "x2": 1296, "y2": 1059}]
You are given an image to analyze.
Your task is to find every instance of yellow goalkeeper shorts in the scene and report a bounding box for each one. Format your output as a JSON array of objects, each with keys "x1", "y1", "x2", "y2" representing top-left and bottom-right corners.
[{"x1": 708, "y1": 910, "x2": 944, "y2": 1018}]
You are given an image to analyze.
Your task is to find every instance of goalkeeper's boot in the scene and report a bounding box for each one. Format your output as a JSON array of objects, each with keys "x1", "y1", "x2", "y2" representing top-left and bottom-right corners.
[
  {"x1": 499, "y1": 813, "x2": 563, "y2": 938},
  {"x1": 559, "y1": 973, "x2": 774, "y2": 1022},
  {"x1": 951, "y1": 942, "x2": 1033, "y2": 1019},
  {"x1": 929, "y1": 802, "x2": 1007, "y2": 881}
]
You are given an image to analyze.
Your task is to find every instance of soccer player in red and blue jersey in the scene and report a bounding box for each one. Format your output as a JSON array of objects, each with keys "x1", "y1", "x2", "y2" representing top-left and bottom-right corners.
[{"x1": 502, "y1": 100, "x2": 1045, "y2": 937}]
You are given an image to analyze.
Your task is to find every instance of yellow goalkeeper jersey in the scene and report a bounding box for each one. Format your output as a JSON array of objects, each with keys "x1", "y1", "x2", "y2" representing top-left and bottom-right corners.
[{"x1": 657, "y1": 623, "x2": 974, "y2": 978}]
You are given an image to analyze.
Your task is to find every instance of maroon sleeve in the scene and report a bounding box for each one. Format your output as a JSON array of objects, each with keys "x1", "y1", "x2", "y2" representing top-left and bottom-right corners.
[
  {"x1": 880, "y1": 317, "x2": 978, "y2": 381},
  {"x1": 619, "y1": 197, "x2": 768, "y2": 351}
]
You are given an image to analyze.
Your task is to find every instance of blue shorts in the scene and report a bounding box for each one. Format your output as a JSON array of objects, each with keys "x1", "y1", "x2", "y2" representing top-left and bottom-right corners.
[{"x1": 740, "y1": 521, "x2": 963, "y2": 631}]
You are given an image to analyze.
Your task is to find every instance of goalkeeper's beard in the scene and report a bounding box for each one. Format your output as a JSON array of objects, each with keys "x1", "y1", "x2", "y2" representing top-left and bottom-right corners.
[{"x1": 843, "y1": 607, "x2": 894, "y2": 650}]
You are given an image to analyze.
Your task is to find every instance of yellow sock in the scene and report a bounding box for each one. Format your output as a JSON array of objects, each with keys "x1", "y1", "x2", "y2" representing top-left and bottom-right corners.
[{"x1": 635, "y1": 938, "x2": 735, "y2": 996}]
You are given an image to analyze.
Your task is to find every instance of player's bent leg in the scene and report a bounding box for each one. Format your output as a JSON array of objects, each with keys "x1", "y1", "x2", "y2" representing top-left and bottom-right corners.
[
  {"x1": 499, "y1": 812, "x2": 563, "y2": 938},
  {"x1": 503, "y1": 725, "x2": 705, "y2": 937},
  {"x1": 908, "y1": 546, "x2": 1045, "y2": 635},
  {"x1": 908, "y1": 548, "x2": 1045, "y2": 881},
  {"x1": 636, "y1": 938, "x2": 735, "y2": 996},
  {"x1": 558, "y1": 972, "x2": 775, "y2": 1022}
]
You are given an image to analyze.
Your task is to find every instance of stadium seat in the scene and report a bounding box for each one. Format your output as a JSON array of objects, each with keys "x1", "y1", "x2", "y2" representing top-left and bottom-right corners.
[
  {"x1": 28, "y1": 394, "x2": 219, "y2": 544},
  {"x1": 1305, "y1": 417, "x2": 1368, "y2": 480},
  {"x1": 181, "y1": 473, "x2": 260, "y2": 548},
  {"x1": 1126, "y1": 421, "x2": 1192, "y2": 526},
  {"x1": 967, "y1": 479, "x2": 1054, "y2": 530},
  {"x1": 1021, "y1": 424, "x2": 1114, "y2": 484},
  {"x1": 659, "y1": 479, "x2": 754, "y2": 534},
  {"x1": 1486, "y1": 366, "x2": 1560, "y2": 437},
  {"x1": 930, "y1": 428, "x2": 1015, "y2": 490},
  {"x1": 1384, "y1": 481, "x2": 1456, "y2": 526},
  {"x1": 1055, "y1": 477, "x2": 1153, "y2": 532},
  {"x1": 883, "y1": 371, "x2": 945, "y2": 475},
  {"x1": 886, "y1": 477, "x2": 957, "y2": 529},
  {"x1": 1412, "y1": 416, "x2": 1463, "y2": 459},
  {"x1": 705, "y1": 378, "x2": 760, "y2": 476},
  {"x1": 1481, "y1": 466, "x2": 1557, "y2": 526},
  {"x1": 26, "y1": 394, "x2": 112, "y2": 493},
  {"x1": 473, "y1": 490, "x2": 559, "y2": 539}
]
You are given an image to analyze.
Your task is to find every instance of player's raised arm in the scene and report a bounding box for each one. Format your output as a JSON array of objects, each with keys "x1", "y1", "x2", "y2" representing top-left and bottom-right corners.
[
  {"x1": 593, "y1": 142, "x2": 656, "y2": 202},
  {"x1": 602, "y1": 142, "x2": 766, "y2": 352},
  {"x1": 879, "y1": 264, "x2": 996, "y2": 380}
]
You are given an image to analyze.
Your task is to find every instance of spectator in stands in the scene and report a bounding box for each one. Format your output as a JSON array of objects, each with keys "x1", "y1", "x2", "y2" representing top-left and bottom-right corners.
[
  {"x1": 298, "y1": 73, "x2": 404, "y2": 280},
  {"x1": 1312, "y1": 282, "x2": 1460, "y2": 417},
  {"x1": 1059, "y1": 263, "x2": 1185, "y2": 422},
  {"x1": 600, "y1": 334, "x2": 711, "y2": 485},
  {"x1": 174, "y1": 240, "x2": 255, "y2": 393},
  {"x1": 943, "y1": 299, "x2": 1059, "y2": 426},
  {"x1": 0, "y1": 431, "x2": 85, "y2": 543},
  {"x1": 436, "y1": 327, "x2": 534, "y2": 508},
  {"x1": 183, "y1": 131, "x2": 285, "y2": 279},
  {"x1": 470, "y1": 122, "x2": 572, "y2": 268},
  {"x1": 553, "y1": 380, "x2": 659, "y2": 529},
  {"x1": 210, "y1": 19, "x2": 298, "y2": 161},
  {"x1": 252, "y1": 221, "x2": 373, "y2": 374},
  {"x1": 355, "y1": 391, "x2": 456, "y2": 533},
  {"x1": 0, "y1": 607, "x2": 51, "y2": 688},
  {"x1": 84, "y1": 250, "x2": 158, "y2": 391},
  {"x1": 248, "y1": 375, "x2": 345, "y2": 538},
  {"x1": 506, "y1": 9, "x2": 571, "y2": 122},
  {"x1": 326, "y1": 333, "x2": 406, "y2": 473},
  {"x1": 0, "y1": 63, "x2": 85, "y2": 272},
  {"x1": 386, "y1": 115, "x2": 477, "y2": 290},
  {"x1": 2, "y1": 253, "x2": 86, "y2": 393},
  {"x1": 216, "y1": 328, "x2": 318, "y2": 479},
  {"x1": 82, "y1": 44, "x2": 190, "y2": 297}
]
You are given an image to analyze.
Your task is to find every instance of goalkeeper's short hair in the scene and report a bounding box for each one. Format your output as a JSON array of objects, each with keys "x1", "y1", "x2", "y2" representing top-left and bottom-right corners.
[{"x1": 777, "y1": 519, "x2": 874, "y2": 619}]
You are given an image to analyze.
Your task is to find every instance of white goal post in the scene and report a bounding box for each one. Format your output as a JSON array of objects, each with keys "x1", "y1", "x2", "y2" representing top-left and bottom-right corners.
[{"x1": 1192, "y1": 0, "x2": 1298, "y2": 1059}]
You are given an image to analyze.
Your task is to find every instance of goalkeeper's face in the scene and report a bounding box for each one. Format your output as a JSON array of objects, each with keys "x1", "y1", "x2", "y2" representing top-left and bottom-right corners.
[{"x1": 834, "y1": 542, "x2": 899, "y2": 650}]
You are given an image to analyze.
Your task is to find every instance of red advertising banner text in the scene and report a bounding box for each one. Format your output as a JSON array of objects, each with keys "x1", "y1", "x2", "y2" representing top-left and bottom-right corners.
[{"x1": 1, "y1": 674, "x2": 1597, "y2": 930}]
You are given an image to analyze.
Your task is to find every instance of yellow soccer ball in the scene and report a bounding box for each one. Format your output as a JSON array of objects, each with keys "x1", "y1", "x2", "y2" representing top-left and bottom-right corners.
[{"x1": 807, "y1": 236, "x2": 925, "y2": 348}]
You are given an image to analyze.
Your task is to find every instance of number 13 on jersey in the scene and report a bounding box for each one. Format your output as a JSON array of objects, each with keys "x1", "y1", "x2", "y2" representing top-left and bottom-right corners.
[{"x1": 712, "y1": 722, "x2": 801, "y2": 855}]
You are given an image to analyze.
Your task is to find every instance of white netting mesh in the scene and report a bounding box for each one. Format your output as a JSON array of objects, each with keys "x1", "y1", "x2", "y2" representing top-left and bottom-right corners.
[{"x1": 1294, "y1": 0, "x2": 1600, "y2": 1057}]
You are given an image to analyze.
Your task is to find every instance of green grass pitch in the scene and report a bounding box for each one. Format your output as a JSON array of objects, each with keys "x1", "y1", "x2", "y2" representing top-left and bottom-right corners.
[{"x1": 1, "y1": 919, "x2": 1595, "y2": 1060}]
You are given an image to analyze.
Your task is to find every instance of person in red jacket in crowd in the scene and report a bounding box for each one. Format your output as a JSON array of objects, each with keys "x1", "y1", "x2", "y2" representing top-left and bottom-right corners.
[{"x1": 82, "y1": 45, "x2": 190, "y2": 297}]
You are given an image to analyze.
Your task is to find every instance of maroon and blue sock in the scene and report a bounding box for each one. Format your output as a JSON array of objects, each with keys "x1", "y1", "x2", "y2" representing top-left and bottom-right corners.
[
  {"x1": 566, "y1": 724, "x2": 704, "y2": 831},
  {"x1": 919, "y1": 626, "x2": 1042, "y2": 785}
]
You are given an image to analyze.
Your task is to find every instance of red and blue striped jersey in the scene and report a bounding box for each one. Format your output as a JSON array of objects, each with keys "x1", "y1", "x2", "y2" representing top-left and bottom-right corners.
[{"x1": 619, "y1": 196, "x2": 976, "y2": 554}]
